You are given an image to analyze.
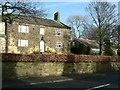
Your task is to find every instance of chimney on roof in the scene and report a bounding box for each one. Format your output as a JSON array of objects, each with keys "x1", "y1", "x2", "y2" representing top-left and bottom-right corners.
[{"x1": 54, "y1": 12, "x2": 60, "y2": 21}]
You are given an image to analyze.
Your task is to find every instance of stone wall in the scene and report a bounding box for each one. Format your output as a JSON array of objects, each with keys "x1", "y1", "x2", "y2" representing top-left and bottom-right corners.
[
  {"x1": 2, "y1": 53, "x2": 120, "y2": 80},
  {"x1": 2, "y1": 61, "x2": 120, "y2": 80}
]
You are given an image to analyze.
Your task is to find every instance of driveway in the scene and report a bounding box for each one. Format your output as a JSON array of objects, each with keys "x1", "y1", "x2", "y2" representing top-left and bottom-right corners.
[{"x1": 2, "y1": 72, "x2": 120, "y2": 89}]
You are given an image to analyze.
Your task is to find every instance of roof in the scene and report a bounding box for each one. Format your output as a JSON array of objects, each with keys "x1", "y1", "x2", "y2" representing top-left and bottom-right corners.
[
  {"x1": 14, "y1": 15, "x2": 71, "y2": 29},
  {"x1": 73, "y1": 38, "x2": 99, "y2": 49}
]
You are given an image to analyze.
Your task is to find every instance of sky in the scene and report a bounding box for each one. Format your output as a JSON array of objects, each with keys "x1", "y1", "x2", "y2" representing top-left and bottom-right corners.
[
  {"x1": 41, "y1": 2, "x2": 118, "y2": 24},
  {"x1": 43, "y1": 2, "x2": 89, "y2": 24},
  {"x1": 1, "y1": 0, "x2": 119, "y2": 24}
]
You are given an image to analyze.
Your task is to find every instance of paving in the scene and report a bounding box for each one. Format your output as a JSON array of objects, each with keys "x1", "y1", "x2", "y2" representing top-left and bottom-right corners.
[{"x1": 2, "y1": 72, "x2": 120, "y2": 90}]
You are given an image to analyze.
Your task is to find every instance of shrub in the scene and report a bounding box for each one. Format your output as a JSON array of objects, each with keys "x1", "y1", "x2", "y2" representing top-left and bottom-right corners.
[
  {"x1": 104, "y1": 38, "x2": 114, "y2": 56},
  {"x1": 71, "y1": 44, "x2": 90, "y2": 55},
  {"x1": 86, "y1": 46, "x2": 91, "y2": 55},
  {"x1": 104, "y1": 48, "x2": 114, "y2": 56},
  {"x1": 71, "y1": 46, "x2": 80, "y2": 54},
  {"x1": 79, "y1": 44, "x2": 87, "y2": 54},
  {"x1": 117, "y1": 50, "x2": 120, "y2": 56}
]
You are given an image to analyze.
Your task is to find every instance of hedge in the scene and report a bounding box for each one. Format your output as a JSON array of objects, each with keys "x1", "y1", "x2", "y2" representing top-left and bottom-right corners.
[{"x1": 0, "y1": 53, "x2": 120, "y2": 62}]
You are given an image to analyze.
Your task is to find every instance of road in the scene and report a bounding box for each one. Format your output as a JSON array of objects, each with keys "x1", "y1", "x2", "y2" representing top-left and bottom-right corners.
[{"x1": 2, "y1": 72, "x2": 120, "y2": 90}]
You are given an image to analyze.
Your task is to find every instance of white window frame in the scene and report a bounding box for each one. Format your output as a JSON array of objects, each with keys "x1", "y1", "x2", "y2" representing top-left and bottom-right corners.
[
  {"x1": 55, "y1": 42, "x2": 63, "y2": 48},
  {"x1": 18, "y1": 25, "x2": 29, "y2": 33},
  {"x1": 55, "y1": 29, "x2": 63, "y2": 36},
  {"x1": 40, "y1": 27, "x2": 45, "y2": 35},
  {"x1": 18, "y1": 39, "x2": 28, "y2": 47},
  {"x1": 0, "y1": 22, "x2": 5, "y2": 34}
]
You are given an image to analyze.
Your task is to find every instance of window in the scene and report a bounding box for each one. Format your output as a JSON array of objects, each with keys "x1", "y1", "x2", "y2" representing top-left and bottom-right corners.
[
  {"x1": 18, "y1": 39, "x2": 28, "y2": 47},
  {"x1": 55, "y1": 29, "x2": 63, "y2": 36},
  {"x1": 55, "y1": 42, "x2": 63, "y2": 48},
  {"x1": 0, "y1": 22, "x2": 5, "y2": 34},
  {"x1": 40, "y1": 28, "x2": 45, "y2": 35},
  {"x1": 18, "y1": 25, "x2": 29, "y2": 33}
]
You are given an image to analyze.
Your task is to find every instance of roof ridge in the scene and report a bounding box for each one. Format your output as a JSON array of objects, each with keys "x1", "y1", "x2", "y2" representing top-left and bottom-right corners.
[{"x1": 12, "y1": 14, "x2": 70, "y2": 29}]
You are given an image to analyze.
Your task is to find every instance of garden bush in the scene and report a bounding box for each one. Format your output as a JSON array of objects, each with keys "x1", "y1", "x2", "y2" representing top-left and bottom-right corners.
[
  {"x1": 104, "y1": 38, "x2": 114, "y2": 56},
  {"x1": 71, "y1": 46, "x2": 81, "y2": 54},
  {"x1": 71, "y1": 44, "x2": 90, "y2": 55}
]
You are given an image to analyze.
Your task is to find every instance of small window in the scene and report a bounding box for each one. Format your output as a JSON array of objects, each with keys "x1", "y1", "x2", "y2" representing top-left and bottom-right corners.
[
  {"x1": 18, "y1": 25, "x2": 29, "y2": 33},
  {"x1": 55, "y1": 29, "x2": 63, "y2": 36},
  {"x1": 0, "y1": 22, "x2": 5, "y2": 34},
  {"x1": 55, "y1": 42, "x2": 63, "y2": 48},
  {"x1": 18, "y1": 39, "x2": 28, "y2": 47},
  {"x1": 40, "y1": 28, "x2": 45, "y2": 35}
]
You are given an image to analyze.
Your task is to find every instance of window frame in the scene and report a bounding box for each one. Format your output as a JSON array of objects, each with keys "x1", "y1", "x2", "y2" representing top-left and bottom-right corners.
[
  {"x1": 55, "y1": 42, "x2": 63, "y2": 48},
  {"x1": 18, "y1": 39, "x2": 28, "y2": 47},
  {"x1": 18, "y1": 25, "x2": 29, "y2": 33},
  {"x1": 55, "y1": 29, "x2": 63, "y2": 36},
  {"x1": 40, "y1": 27, "x2": 45, "y2": 35}
]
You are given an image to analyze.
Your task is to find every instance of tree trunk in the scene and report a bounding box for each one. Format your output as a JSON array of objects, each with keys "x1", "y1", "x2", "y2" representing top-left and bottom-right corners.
[
  {"x1": 98, "y1": 15, "x2": 102, "y2": 55},
  {"x1": 99, "y1": 39, "x2": 102, "y2": 55}
]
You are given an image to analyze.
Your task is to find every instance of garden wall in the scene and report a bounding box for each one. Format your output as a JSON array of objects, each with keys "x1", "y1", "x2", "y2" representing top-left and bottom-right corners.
[{"x1": 1, "y1": 53, "x2": 120, "y2": 80}]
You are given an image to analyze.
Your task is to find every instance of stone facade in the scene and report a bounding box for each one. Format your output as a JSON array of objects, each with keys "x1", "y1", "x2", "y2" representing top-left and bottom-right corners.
[
  {"x1": 0, "y1": 22, "x2": 5, "y2": 53},
  {"x1": 0, "y1": 15, "x2": 71, "y2": 54}
]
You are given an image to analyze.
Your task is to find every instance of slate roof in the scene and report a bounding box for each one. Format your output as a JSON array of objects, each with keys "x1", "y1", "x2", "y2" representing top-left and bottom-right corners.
[
  {"x1": 78, "y1": 38, "x2": 99, "y2": 49},
  {"x1": 14, "y1": 15, "x2": 70, "y2": 29},
  {"x1": 72, "y1": 38, "x2": 99, "y2": 49}
]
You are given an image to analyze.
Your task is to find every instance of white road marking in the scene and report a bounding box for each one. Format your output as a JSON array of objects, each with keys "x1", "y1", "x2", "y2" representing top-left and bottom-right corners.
[
  {"x1": 86, "y1": 83, "x2": 110, "y2": 90},
  {"x1": 30, "y1": 78, "x2": 73, "y2": 85}
]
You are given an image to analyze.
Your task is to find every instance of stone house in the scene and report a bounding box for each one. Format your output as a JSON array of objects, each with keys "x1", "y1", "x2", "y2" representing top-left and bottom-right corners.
[{"x1": 0, "y1": 12, "x2": 71, "y2": 54}]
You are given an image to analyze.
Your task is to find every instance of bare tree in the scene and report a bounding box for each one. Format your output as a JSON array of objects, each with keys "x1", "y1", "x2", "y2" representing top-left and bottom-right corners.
[
  {"x1": 82, "y1": 26, "x2": 99, "y2": 40},
  {"x1": 86, "y1": 2, "x2": 117, "y2": 55},
  {"x1": 67, "y1": 15, "x2": 87, "y2": 39},
  {"x1": 0, "y1": 1, "x2": 47, "y2": 53},
  {"x1": 0, "y1": 1, "x2": 47, "y2": 19}
]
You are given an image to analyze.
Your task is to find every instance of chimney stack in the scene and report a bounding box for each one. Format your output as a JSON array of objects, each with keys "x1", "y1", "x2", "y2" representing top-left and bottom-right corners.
[{"x1": 54, "y1": 12, "x2": 60, "y2": 21}]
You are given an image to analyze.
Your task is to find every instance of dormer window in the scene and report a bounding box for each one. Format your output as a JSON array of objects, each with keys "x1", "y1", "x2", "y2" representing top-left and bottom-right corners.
[{"x1": 18, "y1": 25, "x2": 29, "y2": 33}]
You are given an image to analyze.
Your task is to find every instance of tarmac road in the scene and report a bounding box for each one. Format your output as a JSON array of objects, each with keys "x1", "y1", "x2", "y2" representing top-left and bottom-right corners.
[{"x1": 2, "y1": 71, "x2": 120, "y2": 90}]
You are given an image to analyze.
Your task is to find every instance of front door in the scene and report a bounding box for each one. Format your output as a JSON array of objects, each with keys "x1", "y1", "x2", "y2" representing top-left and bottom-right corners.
[{"x1": 40, "y1": 40, "x2": 45, "y2": 53}]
